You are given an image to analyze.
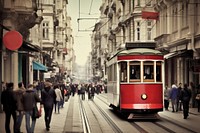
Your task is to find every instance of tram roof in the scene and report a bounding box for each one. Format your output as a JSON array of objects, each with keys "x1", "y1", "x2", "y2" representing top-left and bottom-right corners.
[
  {"x1": 108, "y1": 48, "x2": 163, "y2": 60},
  {"x1": 118, "y1": 48, "x2": 163, "y2": 56}
]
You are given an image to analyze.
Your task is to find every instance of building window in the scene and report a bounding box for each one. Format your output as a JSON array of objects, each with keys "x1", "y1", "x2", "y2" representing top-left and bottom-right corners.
[
  {"x1": 43, "y1": 22, "x2": 49, "y2": 40},
  {"x1": 136, "y1": 0, "x2": 140, "y2": 6},
  {"x1": 172, "y1": 7, "x2": 178, "y2": 31},
  {"x1": 43, "y1": 0, "x2": 53, "y2": 4},
  {"x1": 147, "y1": 21, "x2": 152, "y2": 40},
  {"x1": 181, "y1": 3, "x2": 185, "y2": 27},
  {"x1": 146, "y1": 0, "x2": 151, "y2": 6},
  {"x1": 186, "y1": 2, "x2": 188, "y2": 26},
  {"x1": 136, "y1": 21, "x2": 140, "y2": 41}
]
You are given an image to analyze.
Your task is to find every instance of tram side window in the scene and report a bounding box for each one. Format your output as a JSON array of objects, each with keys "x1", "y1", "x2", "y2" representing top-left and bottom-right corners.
[
  {"x1": 114, "y1": 63, "x2": 117, "y2": 81},
  {"x1": 156, "y1": 61, "x2": 162, "y2": 82},
  {"x1": 129, "y1": 61, "x2": 140, "y2": 81},
  {"x1": 120, "y1": 62, "x2": 127, "y2": 82},
  {"x1": 143, "y1": 61, "x2": 154, "y2": 80}
]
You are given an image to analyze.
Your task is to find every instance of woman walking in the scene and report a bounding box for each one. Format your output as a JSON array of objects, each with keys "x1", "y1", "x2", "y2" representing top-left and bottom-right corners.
[{"x1": 54, "y1": 84, "x2": 63, "y2": 113}]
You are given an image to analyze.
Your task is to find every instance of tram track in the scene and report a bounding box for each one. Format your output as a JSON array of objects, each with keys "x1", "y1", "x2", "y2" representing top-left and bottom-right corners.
[
  {"x1": 79, "y1": 97, "x2": 91, "y2": 133},
  {"x1": 79, "y1": 95, "x2": 123, "y2": 133},
  {"x1": 91, "y1": 100, "x2": 123, "y2": 133},
  {"x1": 96, "y1": 94, "x2": 110, "y2": 106}
]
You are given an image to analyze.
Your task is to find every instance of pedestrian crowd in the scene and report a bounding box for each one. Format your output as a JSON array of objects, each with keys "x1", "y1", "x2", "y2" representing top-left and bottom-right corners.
[
  {"x1": 1, "y1": 81, "x2": 67, "y2": 133},
  {"x1": 164, "y1": 82, "x2": 200, "y2": 119},
  {"x1": 0, "y1": 80, "x2": 107, "y2": 133}
]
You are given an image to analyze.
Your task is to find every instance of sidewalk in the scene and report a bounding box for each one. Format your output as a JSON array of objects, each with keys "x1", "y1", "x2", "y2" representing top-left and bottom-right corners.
[{"x1": 0, "y1": 97, "x2": 70, "y2": 133}]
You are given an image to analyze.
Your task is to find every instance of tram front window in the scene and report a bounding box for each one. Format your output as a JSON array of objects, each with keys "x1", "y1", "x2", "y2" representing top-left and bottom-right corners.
[
  {"x1": 130, "y1": 61, "x2": 140, "y2": 81},
  {"x1": 143, "y1": 61, "x2": 154, "y2": 80}
]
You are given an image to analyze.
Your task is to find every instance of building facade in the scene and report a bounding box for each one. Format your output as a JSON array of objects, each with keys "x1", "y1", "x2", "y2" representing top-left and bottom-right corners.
[
  {"x1": 0, "y1": 0, "x2": 43, "y2": 89},
  {"x1": 154, "y1": 0, "x2": 200, "y2": 86},
  {"x1": 31, "y1": 0, "x2": 75, "y2": 83},
  {"x1": 154, "y1": 0, "x2": 200, "y2": 107},
  {"x1": 0, "y1": 0, "x2": 75, "y2": 97},
  {"x1": 91, "y1": 0, "x2": 156, "y2": 83}
]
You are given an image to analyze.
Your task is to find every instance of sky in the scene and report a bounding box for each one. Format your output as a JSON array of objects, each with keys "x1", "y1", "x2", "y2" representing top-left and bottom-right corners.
[{"x1": 67, "y1": 0, "x2": 102, "y2": 65}]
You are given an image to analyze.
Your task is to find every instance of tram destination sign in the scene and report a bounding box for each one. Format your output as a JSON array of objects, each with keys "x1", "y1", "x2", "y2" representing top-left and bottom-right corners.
[{"x1": 125, "y1": 42, "x2": 156, "y2": 50}]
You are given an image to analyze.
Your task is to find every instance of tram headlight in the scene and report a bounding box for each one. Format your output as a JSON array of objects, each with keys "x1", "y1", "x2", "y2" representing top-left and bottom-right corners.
[{"x1": 141, "y1": 94, "x2": 147, "y2": 100}]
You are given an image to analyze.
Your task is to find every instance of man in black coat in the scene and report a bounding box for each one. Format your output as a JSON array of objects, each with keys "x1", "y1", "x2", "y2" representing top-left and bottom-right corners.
[
  {"x1": 180, "y1": 84, "x2": 192, "y2": 119},
  {"x1": 1, "y1": 82, "x2": 17, "y2": 133},
  {"x1": 41, "y1": 82, "x2": 56, "y2": 131}
]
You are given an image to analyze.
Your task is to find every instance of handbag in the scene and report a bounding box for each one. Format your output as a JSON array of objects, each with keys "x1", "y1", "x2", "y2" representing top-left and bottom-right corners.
[
  {"x1": 32, "y1": 105, "x2": 41, "y2": 119},
  {"x1": 196, "y1": 94, "x2": 200, "y2": 100}
]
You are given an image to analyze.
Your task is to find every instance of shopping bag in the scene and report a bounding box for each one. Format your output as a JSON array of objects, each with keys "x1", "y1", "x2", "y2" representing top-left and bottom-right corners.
[
  {"x1": 196, "y1": 94, "x2": 200, "y2": 100},
  {"x1": 32, "y1": 106, "x2": 41, "y2": 119}
]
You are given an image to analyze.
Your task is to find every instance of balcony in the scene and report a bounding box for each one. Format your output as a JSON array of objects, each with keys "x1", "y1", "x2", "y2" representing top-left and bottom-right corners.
[
  {"x1": 3, "y1": 0, "x2": 37, "y2": 12},
  {"x1": 118, "y1": 13, "x2": 132, "y2": 27},
  {"x1": 2, "y1": 0, "x2": 42, "y2": 39},
  {"x1": 154, "y1": 34, "x2": 170, "y2": 49}
]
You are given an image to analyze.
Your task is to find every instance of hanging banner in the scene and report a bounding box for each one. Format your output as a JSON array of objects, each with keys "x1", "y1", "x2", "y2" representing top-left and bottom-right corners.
[
  {"x1": 3, "y1": 30, "x2": 23, "y2": 50},
  {"x1": 142, "y1": 11, "x2": 159, "y2": 20}
]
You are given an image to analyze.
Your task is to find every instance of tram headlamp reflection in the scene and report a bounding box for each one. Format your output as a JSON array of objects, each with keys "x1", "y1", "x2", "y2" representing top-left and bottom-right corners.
[{"x1": 141, "y1": 94, "x2": 147, "y2": 100}]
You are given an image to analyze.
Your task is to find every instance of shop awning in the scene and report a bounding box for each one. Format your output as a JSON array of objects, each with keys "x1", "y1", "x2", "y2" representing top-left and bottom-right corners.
[
  {"x1": 164, "y1": 51, "x2": 186, "y2": 59},
  {"x1": 19, "y1": 42, "x2": 41, "y2": 52},
  {"x1": 164, "y1": 52, "x2": 176, "y2": 59},
  {"x1": 33, "y1": 61, "x2": 47, "y2": 71}
]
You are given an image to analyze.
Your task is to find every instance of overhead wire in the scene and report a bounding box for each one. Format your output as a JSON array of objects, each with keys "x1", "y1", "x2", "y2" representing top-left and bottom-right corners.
[
  {"x1": 77, "y1": 0, "x2": 100, "y2": 32},
  {"x1": 88, "y1": 0, "x2": 94, "y2": 15},
  {"x1": 32, "y1": 1, "x2": 200, "y2": 43}
]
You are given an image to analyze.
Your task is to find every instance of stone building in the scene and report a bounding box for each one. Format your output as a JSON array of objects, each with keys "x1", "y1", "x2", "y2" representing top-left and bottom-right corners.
[
  {"x1": 91, "y1": 0, "x2": 156, "y2": 83},
  {"x1": 154, "y1": 0, "x2": 200, "y2": 87},
  {"x1": 0, "y1": 0, "x2": 42, "y2": 89},
  {"x1": 0, "y1": 0, "x2": 75, "y2": 89},
  {"x1": 154, "y1": 0, "x2": 200, "y2": 107}
]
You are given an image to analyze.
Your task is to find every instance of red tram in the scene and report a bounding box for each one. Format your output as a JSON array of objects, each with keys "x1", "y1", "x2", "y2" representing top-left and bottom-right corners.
[{"x1": 107, "y1": 42, "x2": 164, "y2": 119}]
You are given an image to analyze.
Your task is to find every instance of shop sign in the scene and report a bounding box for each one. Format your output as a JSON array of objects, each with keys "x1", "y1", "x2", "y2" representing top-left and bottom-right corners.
[{"x1": 3, "y1": 30, "x2": 23, "y2": 50}]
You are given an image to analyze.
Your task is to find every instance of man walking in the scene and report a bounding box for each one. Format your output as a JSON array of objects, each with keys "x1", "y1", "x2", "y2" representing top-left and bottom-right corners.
[
  {"x1": 23, "y1": 84, "x2": 41, "y2": 133},
  {"x1": 13, "y1": 82, "x2": 26, "y2": 133},
  {"x1": 41, "y1": 82, "x2": 56, "y2": 131},
  {"x1": 177, "y1": 83, "x2": 183, "y2": 111},
  {"x1": 164, "y1": 85, "x2": 170, "y2": 110},
  {"x1": 170, "y1": 84, "x2": 178, "y2": 112},
  {"x1": 180, "y1": 84, "x2": 192, "y2": 119},
  {"x1": 1, "y1": 82, "x2": 17, "y2": 133}
]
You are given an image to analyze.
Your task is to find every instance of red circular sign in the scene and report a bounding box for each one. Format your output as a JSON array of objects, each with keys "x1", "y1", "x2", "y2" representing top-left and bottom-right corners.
[{"x1": 3, "y1": 31, "x2": 23, "y2": 50}]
